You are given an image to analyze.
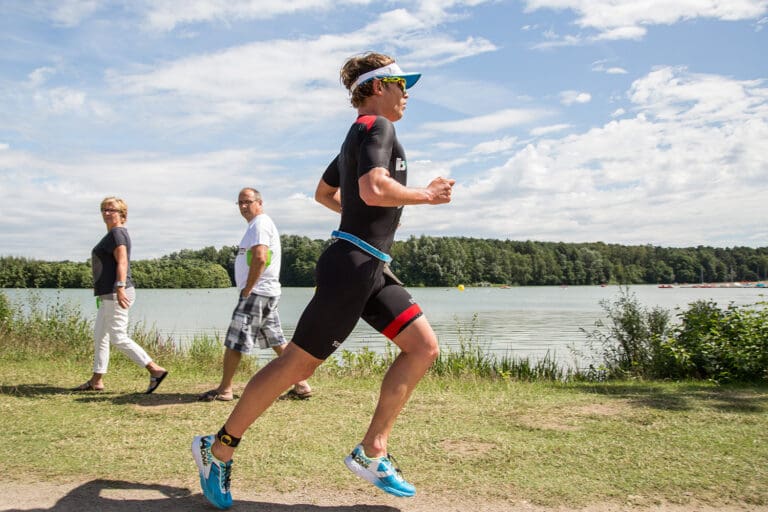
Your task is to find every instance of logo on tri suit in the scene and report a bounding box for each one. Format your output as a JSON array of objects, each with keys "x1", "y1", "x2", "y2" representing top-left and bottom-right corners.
[{"x1": 394, "y1": 158, "x2": 406, "y2": 172}]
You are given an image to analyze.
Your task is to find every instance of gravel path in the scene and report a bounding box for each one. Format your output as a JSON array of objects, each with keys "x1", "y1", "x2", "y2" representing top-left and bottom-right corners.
[{"x1": 2, "y1": 480, "x2": 765, "y2": 512}]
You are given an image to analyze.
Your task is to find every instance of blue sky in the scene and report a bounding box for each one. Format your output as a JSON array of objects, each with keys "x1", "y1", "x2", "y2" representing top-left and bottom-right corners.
[{"x1": 1, "y1": 0, "x2": 766, "y2": 261}]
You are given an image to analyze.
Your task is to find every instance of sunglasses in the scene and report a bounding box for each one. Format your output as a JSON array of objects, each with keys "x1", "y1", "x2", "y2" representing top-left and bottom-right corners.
[{"x1": 380, "y1": 76, "x2": 407, "y2": 93}]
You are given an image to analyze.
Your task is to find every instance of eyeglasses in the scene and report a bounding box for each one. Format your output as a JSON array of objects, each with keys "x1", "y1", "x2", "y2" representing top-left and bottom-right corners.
[
  {"x1": 101, "y1": 208, "x2": 120, "y2": 214},
  {"x1": 380, "y1": 77, "x2": 406, "y2": 93},
  {"x1": 237, "y1": 200, "x2": 257, "y2": 206}
]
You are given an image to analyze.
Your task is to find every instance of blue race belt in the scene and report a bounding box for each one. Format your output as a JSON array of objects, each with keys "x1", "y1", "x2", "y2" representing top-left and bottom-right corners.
[{"x1": 331, "y1": 230, "x2": 392, "y2": 263}]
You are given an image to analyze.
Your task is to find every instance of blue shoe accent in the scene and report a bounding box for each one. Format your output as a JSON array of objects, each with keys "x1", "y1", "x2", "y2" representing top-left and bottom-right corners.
[
  {"x1": 191, "y1": 434, "x2": 233, "y2": 509},
  {"x1": 344, "y1": 444, "x2": 416, "y2": 497}
]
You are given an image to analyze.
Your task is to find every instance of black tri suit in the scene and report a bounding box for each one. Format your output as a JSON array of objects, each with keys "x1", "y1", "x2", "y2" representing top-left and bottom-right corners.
[{"x1": 291, "y1": 115, "x2": 424, "y2": 359}]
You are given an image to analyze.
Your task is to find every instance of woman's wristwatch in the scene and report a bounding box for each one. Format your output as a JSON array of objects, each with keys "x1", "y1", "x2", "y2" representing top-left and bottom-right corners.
[{"x1": 115, "y1": 281, "x2": 126, "y2": 288}]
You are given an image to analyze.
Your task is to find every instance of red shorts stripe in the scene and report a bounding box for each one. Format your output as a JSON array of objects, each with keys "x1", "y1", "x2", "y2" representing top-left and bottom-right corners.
[{"x1": 381, "y1": 304, "x2": 423, "y2": 340}]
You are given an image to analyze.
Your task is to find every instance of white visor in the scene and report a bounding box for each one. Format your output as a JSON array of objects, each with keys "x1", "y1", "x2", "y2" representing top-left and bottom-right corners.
[{"x1": 349, "y1": 62, "x2": 421, "y2": 93}]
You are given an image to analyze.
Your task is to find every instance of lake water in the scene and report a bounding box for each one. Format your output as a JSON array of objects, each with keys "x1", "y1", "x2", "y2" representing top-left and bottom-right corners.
[{"x1": 3, "y1": 285, "x2": 765, "y2": 369}]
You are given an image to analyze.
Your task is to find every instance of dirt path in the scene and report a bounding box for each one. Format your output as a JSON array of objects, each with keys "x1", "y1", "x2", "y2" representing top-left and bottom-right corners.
[{"x1": 2, "y1": 480, "x2": 765, "y2": 512}]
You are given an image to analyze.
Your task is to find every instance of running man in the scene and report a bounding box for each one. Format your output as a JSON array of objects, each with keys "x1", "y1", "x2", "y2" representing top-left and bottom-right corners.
[{"x1": 192, "y1": 51, "x2": 455, "y2": 509}]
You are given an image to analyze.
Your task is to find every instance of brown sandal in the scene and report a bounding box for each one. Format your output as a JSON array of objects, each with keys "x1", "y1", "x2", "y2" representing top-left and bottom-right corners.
[
  {"x1": 73, "y1": 381, "x2": 104, "y2": 392},
  {"x1": 279, "y1": 389, "x2": 313, "y2": 400},
  {"x1": 198, "y1": 389, "x2": 234, "y2": 402}
]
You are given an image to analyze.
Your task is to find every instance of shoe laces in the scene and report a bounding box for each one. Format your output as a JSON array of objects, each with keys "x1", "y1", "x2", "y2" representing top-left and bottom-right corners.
[
  {"x1": 220, "y1": 460, "x2": 232, "y2": 492},
  {"x1": 385, "y1": 453, "x2": 406, "y2": 480}
]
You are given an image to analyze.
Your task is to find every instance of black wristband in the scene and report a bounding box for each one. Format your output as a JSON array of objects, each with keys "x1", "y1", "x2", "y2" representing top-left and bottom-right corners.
[{"x1": 217, "y1": 426, "x2": 241, "y2": 448}]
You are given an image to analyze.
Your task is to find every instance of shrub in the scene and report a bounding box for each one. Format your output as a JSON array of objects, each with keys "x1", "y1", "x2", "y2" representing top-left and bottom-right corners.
[
  {"x1": 578, "y1": 288, "x2": 768, "y2": 383},
  {"x1": 669, "y1": 299, "x2": 768, "y2": 383},
  {"x1": 578, "y1": 287, "x2": 674, "y2": 379}
]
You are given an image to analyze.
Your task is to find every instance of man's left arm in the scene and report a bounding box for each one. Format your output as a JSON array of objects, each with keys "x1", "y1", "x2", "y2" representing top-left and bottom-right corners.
[{"x1": 315, "y1": 178, "x2": 341, "y2": 213}]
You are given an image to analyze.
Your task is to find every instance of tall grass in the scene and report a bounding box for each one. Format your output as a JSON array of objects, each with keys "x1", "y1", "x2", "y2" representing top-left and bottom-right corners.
[
  {"x1": 430, "y1": 314, "x2": 568, "y2": 380},
  {"x1": 3, "y1": 288, "x2": 766, "y2": 383},
  {"x1": 0, "y1": 290, "x2": 566, "y2": 381},
  {"x1": 0, "y1": 290, "x2": 92, "y2": 360}
]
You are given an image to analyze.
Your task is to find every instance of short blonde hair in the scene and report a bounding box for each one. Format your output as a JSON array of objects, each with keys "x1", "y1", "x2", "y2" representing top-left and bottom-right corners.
[{"x1": 100, "y1": 196, "x2": 128, "y2": 222}]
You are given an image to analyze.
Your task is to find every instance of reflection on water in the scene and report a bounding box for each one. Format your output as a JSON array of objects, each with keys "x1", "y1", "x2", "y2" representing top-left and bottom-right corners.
[{"x1": 3, "y1": 285, "x2": 765, "y2": 369}]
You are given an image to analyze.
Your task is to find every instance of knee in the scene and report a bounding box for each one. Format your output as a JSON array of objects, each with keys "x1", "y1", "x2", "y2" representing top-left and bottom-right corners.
[
  {"x1": 425, "y1": 340, "x2": 440, "y2": 363},
  {"x1": 286, "y1": 359, "x2": 318, "y2": 382},
  {"x1": 412, "y1": 336, "x2": 439, "y2": 363},
  {"x1": 280, "y1": 345, "x2": 321, "y2": 381},
  {"x1": 295, "y1": 365, "x2": 316, "y2": 382}
]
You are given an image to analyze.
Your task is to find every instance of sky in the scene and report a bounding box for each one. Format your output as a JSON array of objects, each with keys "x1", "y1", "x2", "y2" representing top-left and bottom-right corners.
[{"x1": 1, "y1": 0, "x2": 767, "y2": 262}]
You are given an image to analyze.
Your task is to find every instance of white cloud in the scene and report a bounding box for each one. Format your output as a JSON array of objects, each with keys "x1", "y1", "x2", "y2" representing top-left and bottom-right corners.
[
  {"x1": 405, "y1": 35, "x2": 497, "y2": 67},
  {"x1": 446, "y1": 67, "x2": 768, "y2": 245},
  {"x1": 108, "y1": 8, "x2": 496, "y2": 130},
  {"x1": 140, "y1": 0, "x2": 496, "y2": 32},
  {"x1": 35, "y1": 87, "x2": 86, "y2": 114},
  {"x1": 471, "y1": 136, "x2": 518, "y2": 154},
  {"x1": 0, "y1": 146, "x2": 313, "y2": 259},
  {"x1": 2, "y1": 1, "x2": 766, "y2": 261},
  {"x1": 524, "y1": 0, "x2": 768, "y2": 41},
  {"x1": 28, "y1": 67, "x2": 56, "y2": 87},
  {"x1": 47, "y1": 0, "x2": 101, "y2": 26},
  {"x1": 422, "y1": 108, "x2": 549, "y2": 134},
  {"x1": 591, "y1": 60, "x2": 627, "y2": 74},
  {"x1": 560, "y1": 90, "x2": 591, "y2": 105},
  {"x1": 593, "y1": 25, "x2": 646, "y2": 40},
  {"x1": 142, "y1": 0, "x2": 365, "y2": 31},
  {"x1": 530, "y1": 123, "x2": 571, "y2": 136}
]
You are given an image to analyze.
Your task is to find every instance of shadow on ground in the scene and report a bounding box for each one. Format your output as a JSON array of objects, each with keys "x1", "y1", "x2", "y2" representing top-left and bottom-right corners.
[
  {"x1": 569, "y1": 382, "x2": 768, "y2": 413},
  {"x1": 0, "y1": 383, "x2": 202, "y2": 406},
  {"x1": 2, "y1": 479, "x2": 401, "y2": 512}
]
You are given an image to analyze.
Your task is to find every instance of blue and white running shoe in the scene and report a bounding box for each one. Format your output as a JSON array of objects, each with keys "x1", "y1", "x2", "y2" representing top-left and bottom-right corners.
[
  {"x1": 344, "y1": 444, "x2": 416, "y2": 497},
  {"x1": 191, "y1": 434, "x2": 233, "y2": 510}
]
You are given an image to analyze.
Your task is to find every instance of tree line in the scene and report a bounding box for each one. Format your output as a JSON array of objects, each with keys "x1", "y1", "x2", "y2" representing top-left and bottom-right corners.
[{"x1": 1, "y1": 236, "x2": 767, "y2": 289}]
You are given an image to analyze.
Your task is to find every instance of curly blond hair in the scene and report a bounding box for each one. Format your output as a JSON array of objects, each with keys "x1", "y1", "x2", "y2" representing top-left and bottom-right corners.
[{"x1": 340, "y1": 52, "x2": 395, "y2": 108}]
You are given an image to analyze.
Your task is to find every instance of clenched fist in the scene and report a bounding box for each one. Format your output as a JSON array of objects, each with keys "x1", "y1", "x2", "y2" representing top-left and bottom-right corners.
[{"x1": 426, "y1": 176, "x2": 456, "y2": 204}]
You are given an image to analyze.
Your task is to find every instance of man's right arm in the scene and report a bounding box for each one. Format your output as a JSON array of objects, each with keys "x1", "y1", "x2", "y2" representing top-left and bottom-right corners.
[{"x1": 358, "y1": 168, "x2": 455, "y2": 207}]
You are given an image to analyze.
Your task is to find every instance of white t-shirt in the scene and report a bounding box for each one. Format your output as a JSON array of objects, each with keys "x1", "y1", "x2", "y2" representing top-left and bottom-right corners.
[{"x1": 234, "y1": 213, "x2": 282, "y2": 297}]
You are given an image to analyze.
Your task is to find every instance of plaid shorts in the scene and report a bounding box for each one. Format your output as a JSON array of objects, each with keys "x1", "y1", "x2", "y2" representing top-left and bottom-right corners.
[{"x1": 224, "y1": 293, "x2": 287, "y2": 354}]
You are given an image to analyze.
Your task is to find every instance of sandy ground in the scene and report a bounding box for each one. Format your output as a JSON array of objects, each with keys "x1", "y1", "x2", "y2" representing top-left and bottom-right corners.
[{"x1": 1, "y1": 480, "x2": 766, "y2": 512}]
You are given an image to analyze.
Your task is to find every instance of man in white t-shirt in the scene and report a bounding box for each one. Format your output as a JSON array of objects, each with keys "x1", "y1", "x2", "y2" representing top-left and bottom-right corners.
[{"x1": 199, "y1": 188, "x2": 311, "y2": 402}]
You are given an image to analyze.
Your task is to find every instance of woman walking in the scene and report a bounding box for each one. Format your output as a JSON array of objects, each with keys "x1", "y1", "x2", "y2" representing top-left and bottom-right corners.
[{"x1": 73, "y1": 196, "x2": 168, "y2": 394}]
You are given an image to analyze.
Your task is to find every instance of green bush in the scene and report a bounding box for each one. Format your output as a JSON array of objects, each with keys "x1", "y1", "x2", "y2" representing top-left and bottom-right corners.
[
  {"x1": 669, "y1": 299, "x2": 768, "y2": 382},
  {"x1": 579, "y1": 289, "x2": 768, "y2": 383},
  {"x1": 579, "y1": 287, "x2": 674, "y2": 379}
]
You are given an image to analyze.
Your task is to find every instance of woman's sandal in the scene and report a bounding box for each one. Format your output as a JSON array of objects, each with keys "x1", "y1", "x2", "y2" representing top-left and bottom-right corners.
[
  {"x1": 72, "y1": 381, "x2": 104, "y2": 392},
  {"x1": 145, "y1": 371, "x2": 168, "y2": 394}
]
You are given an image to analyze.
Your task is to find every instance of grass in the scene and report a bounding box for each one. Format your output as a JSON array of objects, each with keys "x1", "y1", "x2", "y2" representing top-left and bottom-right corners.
[
  {"x1": 1, "y1": 359, "x2": 767, "y2": 507},
  {"x1": 1, "y1": 290, "x2": 767, "y2": 507}
]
